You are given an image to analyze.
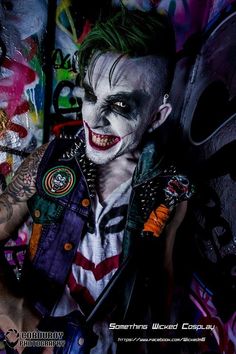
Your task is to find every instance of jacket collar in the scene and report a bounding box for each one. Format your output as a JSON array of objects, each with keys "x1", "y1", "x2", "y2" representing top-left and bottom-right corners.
[{"x1": 132, "y1": 135, "x2": 165, "y2": 186}]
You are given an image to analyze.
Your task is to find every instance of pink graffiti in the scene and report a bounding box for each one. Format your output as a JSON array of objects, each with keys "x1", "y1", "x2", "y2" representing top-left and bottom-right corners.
[
  {"x1": 0, "y1": 57, "x2": 37, "y2": 138},
  {"x1": 77, "y1": 19, "x2": 91, "y2": 44},
  {"x1": 158, "y1": 0, "x2": 213, "y2": 50},
  {"x1": 0, "y1": 162, "x2": 12, "y2": 176},
  {"x1": 190, "y1": 275, "x2": 236, "y2": 354}
]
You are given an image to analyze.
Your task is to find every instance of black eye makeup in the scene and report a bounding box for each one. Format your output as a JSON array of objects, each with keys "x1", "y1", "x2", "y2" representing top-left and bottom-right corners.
[
  {"x1": 110, "y1": 99, "x2": 131, "y2": 114},
  {"x1": 105, "y1": 91, "x2": 147, "y2": 118}
]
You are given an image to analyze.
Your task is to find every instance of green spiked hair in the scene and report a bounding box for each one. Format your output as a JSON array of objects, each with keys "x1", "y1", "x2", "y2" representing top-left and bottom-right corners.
[{"x1": 78, "y1": 8, "x2": 176, "y2": 91}]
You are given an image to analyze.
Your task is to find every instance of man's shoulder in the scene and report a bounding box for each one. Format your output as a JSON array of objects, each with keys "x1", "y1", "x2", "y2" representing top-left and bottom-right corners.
[{"x1": 40, "y1": 135, "x2": 84, "y2": 162}]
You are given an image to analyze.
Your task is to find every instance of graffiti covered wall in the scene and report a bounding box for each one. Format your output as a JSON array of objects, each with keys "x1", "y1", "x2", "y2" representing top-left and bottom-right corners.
[
  {"x1": 0, "y1": 0, "x2": 48, "y2": 276},
  {"x1": 0, "y1": 0, "x2": 47, "y2": 181},
  {"x1": 51, "y1": 0, "x2": 91, "y2": 137}
]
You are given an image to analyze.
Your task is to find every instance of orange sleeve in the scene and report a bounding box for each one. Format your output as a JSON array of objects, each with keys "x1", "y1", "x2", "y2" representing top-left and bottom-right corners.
[{"x1": 143, "y1": 203, "x2": 170, "y2": 237}]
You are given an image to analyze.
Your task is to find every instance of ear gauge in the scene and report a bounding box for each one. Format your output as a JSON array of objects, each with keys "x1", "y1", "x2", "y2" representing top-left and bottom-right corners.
[{"x1": 163, "y1": 94, "x2": 169, "y2": 105}]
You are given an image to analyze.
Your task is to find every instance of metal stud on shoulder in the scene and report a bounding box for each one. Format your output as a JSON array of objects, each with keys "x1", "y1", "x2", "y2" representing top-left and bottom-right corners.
[
  {"x1": 59, "y1": 140, "x2": 83, "y2": 161},
  {"x1": 163, "y1": 164, "x2": 177, "y2": 175}
]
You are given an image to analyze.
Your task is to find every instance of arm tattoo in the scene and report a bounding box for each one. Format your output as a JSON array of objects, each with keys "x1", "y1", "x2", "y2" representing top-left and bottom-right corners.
[
  {"x1": 7, "y1": 144, "x2": 47, "y2": 201},
  {"x1": 0, "y1": 144, "x2": 48, "y2": 225}
]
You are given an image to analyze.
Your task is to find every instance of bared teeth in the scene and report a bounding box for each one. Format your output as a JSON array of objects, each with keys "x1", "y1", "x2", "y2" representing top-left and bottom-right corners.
[{"x1": 91, "y1": 131, "x2": 118, "y2": 146}]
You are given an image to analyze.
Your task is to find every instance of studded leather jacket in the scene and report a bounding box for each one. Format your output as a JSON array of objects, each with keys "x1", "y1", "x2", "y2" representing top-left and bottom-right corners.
[{"x1": 23, "y1": 131, "x2": 193, "y2": 325}]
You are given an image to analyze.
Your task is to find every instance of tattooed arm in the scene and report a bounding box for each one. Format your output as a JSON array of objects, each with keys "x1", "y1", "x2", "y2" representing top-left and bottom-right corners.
[
  {"x1": 0, "y1": 144, "x2": 48, "y2": 240},
  {"x1": 0, "y1": 144, "x2": 49, "y2": 342}
]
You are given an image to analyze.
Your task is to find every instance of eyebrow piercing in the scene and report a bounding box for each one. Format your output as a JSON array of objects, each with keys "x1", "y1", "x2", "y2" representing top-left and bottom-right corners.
[{"x1": 163, "y1": 94, "x2": 169, "y2": 105}]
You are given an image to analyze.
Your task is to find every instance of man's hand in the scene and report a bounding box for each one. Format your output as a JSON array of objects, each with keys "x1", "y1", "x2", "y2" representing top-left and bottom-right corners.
[{"x1": 0, "y1": 144, "x2": 48, "y2": 240}]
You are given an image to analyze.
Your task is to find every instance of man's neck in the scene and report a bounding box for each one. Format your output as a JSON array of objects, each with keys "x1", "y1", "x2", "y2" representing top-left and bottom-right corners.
[{"x1": 96, "y1": 151, "x2": 140, "y2": 203}]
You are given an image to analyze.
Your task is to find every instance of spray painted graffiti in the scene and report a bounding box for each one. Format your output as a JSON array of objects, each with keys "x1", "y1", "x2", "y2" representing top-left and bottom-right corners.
[
  {"x1": 0, "y1": 0, "x2": 47, "y2": 175},
  {"x1": 52, "y1": 0, "x2": 91, "y2": 128},
  {"x1": 0, "y1": 0, "x2": 48, "y2": 276},
  {"x1": 0, "y1": 57, "x2": 37, "y2": 130}
]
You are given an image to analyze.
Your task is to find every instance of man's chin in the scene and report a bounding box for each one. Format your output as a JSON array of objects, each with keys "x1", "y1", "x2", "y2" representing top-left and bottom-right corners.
[{"x1": 85, "y1": 147, "x2": 118, "y2": 165}]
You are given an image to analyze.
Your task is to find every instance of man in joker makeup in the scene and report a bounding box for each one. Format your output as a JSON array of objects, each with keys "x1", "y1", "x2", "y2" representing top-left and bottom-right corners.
[{"x1": 0, "y1": 9, "x2": 193, "y2": 354}]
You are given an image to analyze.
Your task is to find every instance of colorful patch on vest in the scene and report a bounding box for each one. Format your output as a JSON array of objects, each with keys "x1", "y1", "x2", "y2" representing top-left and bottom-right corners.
[{"x1": 42, "y1": 166, "x2": 76, "y2": 198}]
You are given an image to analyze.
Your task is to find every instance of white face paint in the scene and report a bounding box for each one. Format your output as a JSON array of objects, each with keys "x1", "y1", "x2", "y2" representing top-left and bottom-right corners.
[{"x1": 82, "y1": 52, "x2": 167, "y2": 164}]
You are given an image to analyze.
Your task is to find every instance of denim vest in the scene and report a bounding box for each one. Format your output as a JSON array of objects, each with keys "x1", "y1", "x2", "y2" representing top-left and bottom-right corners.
[
  {"x1": 24, "y1": 134, "x2": 192, "y2": 321},
  {"x1": 24, "y1": 137, "x2": 94, "y2": 316}
]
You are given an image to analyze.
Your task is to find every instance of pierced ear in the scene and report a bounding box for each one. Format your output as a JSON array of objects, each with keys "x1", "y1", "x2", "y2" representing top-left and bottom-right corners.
[{"x1": 148, "y1": 103, "x2": 172, "y2": 133}]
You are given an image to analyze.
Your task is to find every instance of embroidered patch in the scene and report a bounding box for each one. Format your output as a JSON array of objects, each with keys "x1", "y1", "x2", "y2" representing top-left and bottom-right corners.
[{"x1": 42, "y1": 166, "x2": 76, "y2": 197}]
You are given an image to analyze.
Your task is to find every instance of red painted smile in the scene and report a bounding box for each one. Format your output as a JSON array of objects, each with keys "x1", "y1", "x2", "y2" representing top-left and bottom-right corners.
[{"x1": 85, "y1": 122, "x2": 121, "y2": 150}]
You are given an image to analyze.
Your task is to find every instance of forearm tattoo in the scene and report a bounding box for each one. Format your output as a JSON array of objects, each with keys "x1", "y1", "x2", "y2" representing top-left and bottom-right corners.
[{"x1": 0, "y1": 144, "x2": 47, "y2": 226}]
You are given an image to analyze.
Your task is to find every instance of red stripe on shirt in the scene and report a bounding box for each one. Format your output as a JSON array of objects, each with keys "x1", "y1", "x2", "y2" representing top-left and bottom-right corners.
[
  {"x1": 68, "y1": 272, "x2": 95, "y2": 306},
  {"x1": 74, "y1": 252, "x2": 120, "y2": 281}
]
